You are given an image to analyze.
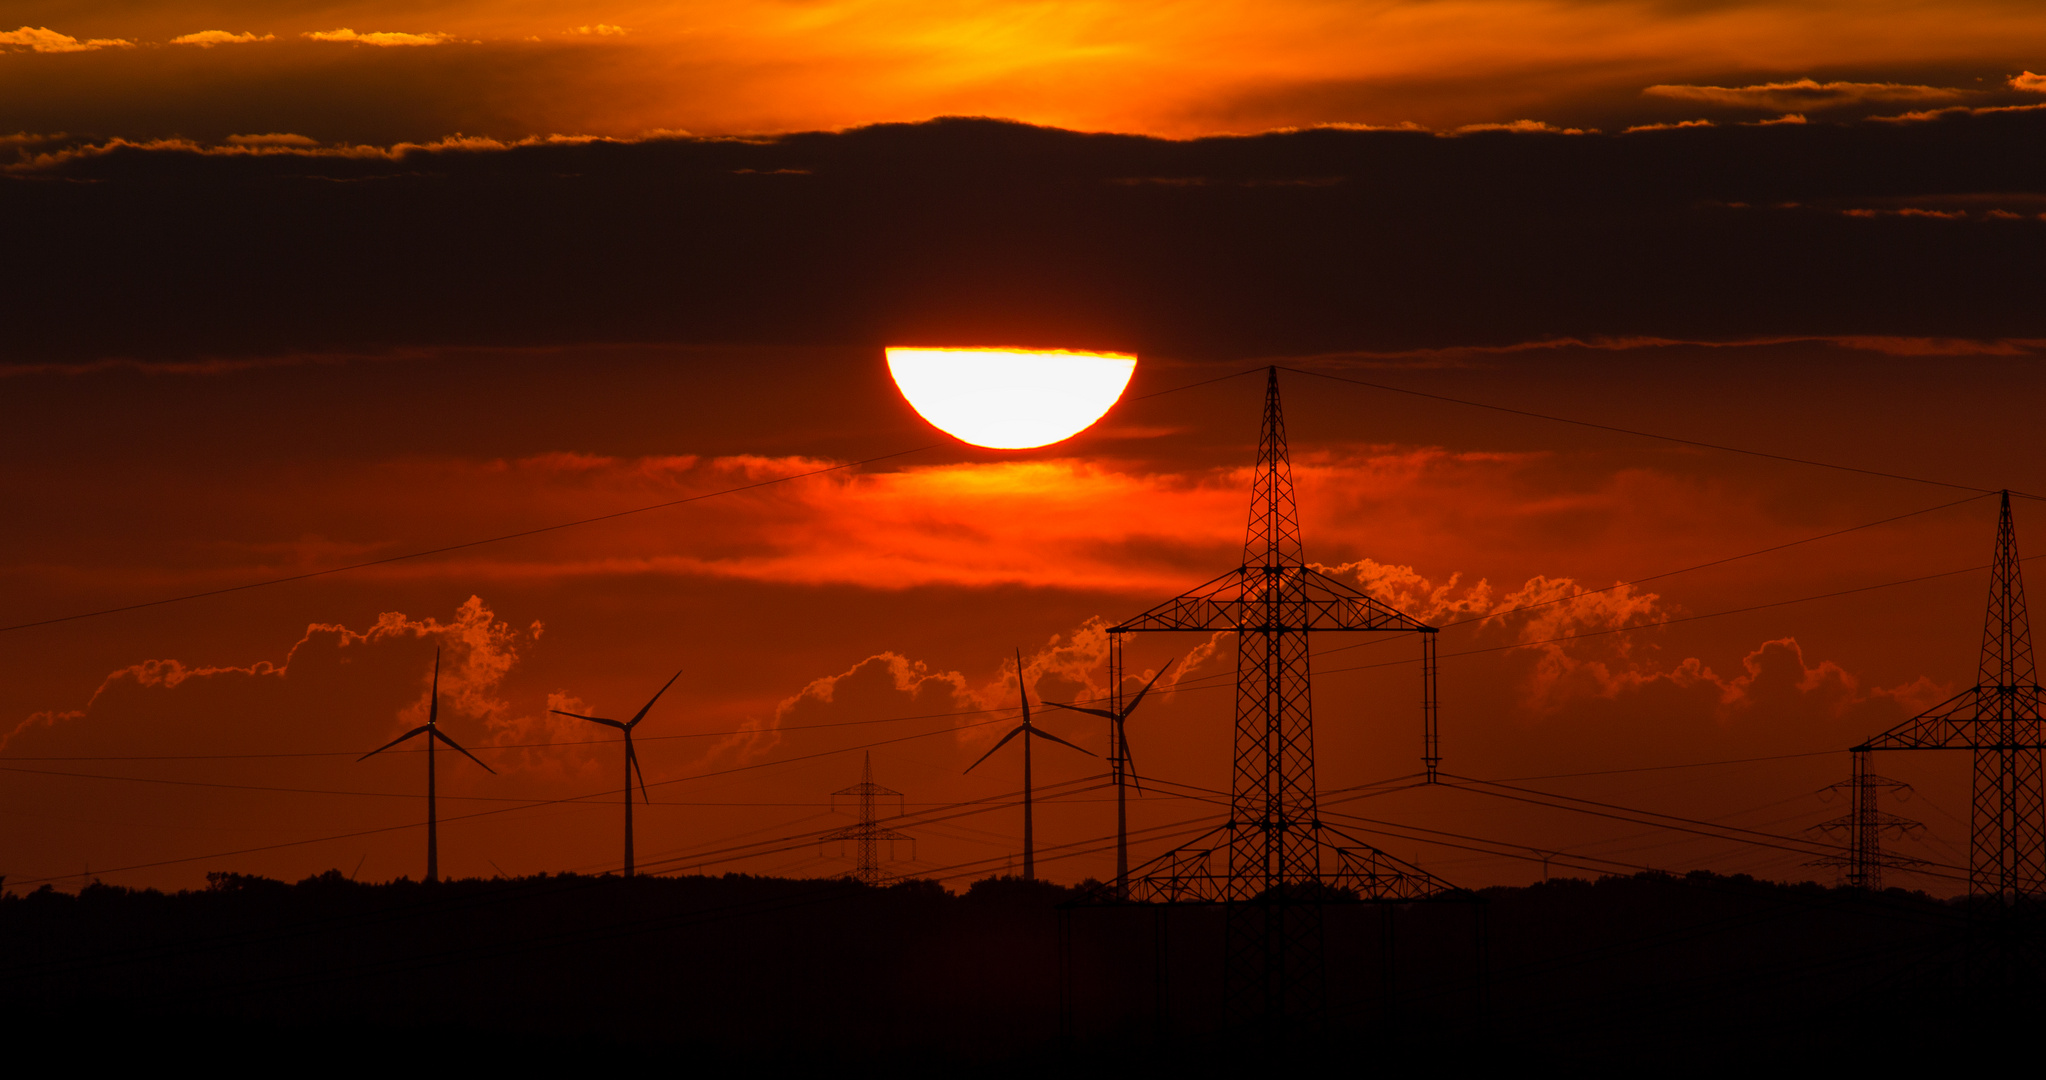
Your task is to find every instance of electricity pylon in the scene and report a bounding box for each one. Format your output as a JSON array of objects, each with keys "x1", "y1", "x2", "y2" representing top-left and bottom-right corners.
[
  {"x1": 550, "y1": 668, "x2": 681, "y2": 877},
  {"x1": 965, "y1": 649, "x2": 1096, "y2": 881},
  {"x1": 1106, "y1": 367, "x2": 1460, "y2": 1031},
  {"x1": 359, "y1": 649, "x2": 495, "y2": 883},
  {"x1": 1859, "y1": 492, "x2": 2044, "y2": 902},
  {"x1": 822, "y1": 753, "x2": 914, "y2": 883},
  {"x1": 1808, "y1": 748, "x2": 1922, "y2": 890}
]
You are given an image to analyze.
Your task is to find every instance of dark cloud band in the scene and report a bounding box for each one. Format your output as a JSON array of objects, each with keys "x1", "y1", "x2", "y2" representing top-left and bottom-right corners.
[{"x1": 5, "y1": 111, "x2": 2044, "y2": 364}]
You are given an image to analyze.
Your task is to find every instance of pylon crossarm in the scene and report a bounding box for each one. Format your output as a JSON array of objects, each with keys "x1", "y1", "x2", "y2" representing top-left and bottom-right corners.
[
  {"x1": 1320, "y1": 823, "x2": 1466, "y2": 899},
  {"x1": 1119, "y1": 824, "x2": 1232, "y2": 903},
  {"x1": 1861, "y1": 684, "x2": 2046, "y2": 750},
  {"x1": 1113, "y1": 565, "x2": 1433, "y2": 634}
]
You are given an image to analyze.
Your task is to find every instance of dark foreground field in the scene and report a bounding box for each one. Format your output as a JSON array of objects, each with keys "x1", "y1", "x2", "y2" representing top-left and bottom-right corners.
[{"x1": 0, "y1": 870, "x2": 2035, "y2": 1069}]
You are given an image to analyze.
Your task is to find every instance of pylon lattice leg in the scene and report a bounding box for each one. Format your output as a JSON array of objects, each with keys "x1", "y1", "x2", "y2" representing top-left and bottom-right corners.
[{"x1": 1972, "y1": 744, "x2": 2046, "y2": 901}]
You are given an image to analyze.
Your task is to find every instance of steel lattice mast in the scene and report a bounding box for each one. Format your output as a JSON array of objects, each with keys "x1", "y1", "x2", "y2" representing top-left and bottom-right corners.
[
  {"x1": 823, "y1": 753, "x2": 912, "y2": 884},
  {"x1": 1859, "y1": 491, "x2": 2045, "y2": 901},
  {"x1": 1104, "y1": 367, "x2": 1461, "y2": 1028},
  {"x1": 1808, "y1": 748, "x2": 1920, "y2": 890}
]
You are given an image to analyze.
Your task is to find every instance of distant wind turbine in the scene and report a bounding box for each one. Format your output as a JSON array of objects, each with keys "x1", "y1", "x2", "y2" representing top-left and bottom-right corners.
[
  {"x1": 965, "y1": 648, "x2": 1096, "y2": 881},
  {"x1": 359, "y1": 649, "x2": 495, "y2": 883},
  {"x1": 1045, "y1": 659, "x2": 1173, "y2": 898},
  {"x1": 551, "y1": 669, "x2": 681, "y2": 877}
]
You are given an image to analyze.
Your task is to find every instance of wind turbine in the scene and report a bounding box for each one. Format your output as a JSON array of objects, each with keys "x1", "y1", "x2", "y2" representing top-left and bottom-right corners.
[
  {"x1": 1045, "y1": 659, "x2": 1173, "y2": 899},
  {"x1": 550, "y1": 669, "x2": 681, "y2": 878},
  {"x1": 965, "y1": 649, "x2": 1096, "y2": 881},
  {"x1": 359, "y1": 649, "x2": 495, "y2": 883}
]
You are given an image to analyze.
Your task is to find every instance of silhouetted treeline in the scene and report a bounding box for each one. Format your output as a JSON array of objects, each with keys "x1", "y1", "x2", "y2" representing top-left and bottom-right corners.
[{"x1": 0, "y1": 869, "x2": 2033, "y2": 1067}]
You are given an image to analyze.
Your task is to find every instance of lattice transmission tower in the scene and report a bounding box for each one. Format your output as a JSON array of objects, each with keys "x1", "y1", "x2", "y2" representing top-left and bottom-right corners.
[
  {"x1": 1808, "y1": 748, "x2": 1922, "y2": 890},
  {"x1": 1104, "y1": 367, "x2": 1463, "y2": 1031},
  {"x1": 821, "y1": 753, "x2": 914, "y2": 884},
  {"x1": 1859, "y1": 491, "x2": 2044, "y2": 902}
]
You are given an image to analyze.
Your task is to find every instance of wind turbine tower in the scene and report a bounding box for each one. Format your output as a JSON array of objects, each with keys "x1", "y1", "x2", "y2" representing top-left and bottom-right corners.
[
  {"x1": 966, "y1": 649, "x2": 1096, "y2": 880},
  {"x1": 551, "y1": 669, "x2": 682, "y2": 877},
  {"x1": 359, "y1": 649, "x2": 496, "y2": 883}
]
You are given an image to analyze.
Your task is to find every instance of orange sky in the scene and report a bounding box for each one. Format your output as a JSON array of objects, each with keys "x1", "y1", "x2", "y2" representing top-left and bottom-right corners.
[
  {"x1": 2, "y1": 341, "x2": 2040, "y2": 895},
  {"x1": 2, "y1": 1, "x2": 2044, "y2": 900},
  {"x1": 6, "y1": 1, "x2": 2046, "y2": 139}
]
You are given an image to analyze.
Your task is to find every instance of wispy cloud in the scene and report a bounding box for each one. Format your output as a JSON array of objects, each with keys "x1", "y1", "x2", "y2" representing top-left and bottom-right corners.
[
  {"x1": 169, "y1": 31, "x2": 274, "y2": 48},
  {"x1": 304, "y1": 28, "x2": 451, "y2": 47},
  {"x1": 225, "y1": 133, "x2": 318, "y2": 147},
  {"x1": 0, "y1": 26, "x2": 133, "y2": 52},
  {"x1": 1644, "y1": 78, "x2": 1961, "y2": 111},
  {"x1": 1454, "y1": 119, "x2": 1596, "y2": 135}
]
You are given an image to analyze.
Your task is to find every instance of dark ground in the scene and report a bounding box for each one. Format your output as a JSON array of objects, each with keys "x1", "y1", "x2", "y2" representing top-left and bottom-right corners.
[{"x1": 0, "y1": 869, "x2": 2033, "y2": 1070}]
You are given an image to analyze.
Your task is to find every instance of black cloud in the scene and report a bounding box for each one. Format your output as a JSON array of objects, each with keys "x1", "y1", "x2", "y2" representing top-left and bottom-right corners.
[{"x1": 6, "y1": 111, "x2": 2044, "y2": 364}]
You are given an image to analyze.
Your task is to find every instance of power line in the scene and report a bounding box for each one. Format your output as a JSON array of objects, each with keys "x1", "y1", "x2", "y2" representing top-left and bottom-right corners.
[
  {"x1": 1311, "y1": 552, "x2": 2044, "y2": 678},
  {"x1": 1484, "y1": 750, "x2": 1843, "y2": 782},
  {"x1": 0, "y1": 710, "x2": 1030, "y2": 886},
  {"x1": 1310, "y1": 492, "x2": 1990, "y2": 659},
  {"x1": 0, "y1": 366, "x2": 1268, "y2": 638},
  {"x1": 4, "y1": 496, "x2": 1979, "y2": 768},
  {"x1": 0, "y1": 699, "x2": 1030, "y2": 763},
  {"x1": 1279, "y1": 365, "x2": 2023, "y2": 496},
  {"x1": 1437, "y1": 773, "x2": 1970, "y2": 882},
  {"x1": 0, "y1": 447, "x2": 938, "y2": 635}
]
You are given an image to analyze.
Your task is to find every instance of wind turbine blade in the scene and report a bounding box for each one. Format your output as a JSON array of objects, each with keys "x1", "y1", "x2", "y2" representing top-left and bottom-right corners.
[
  {"x1": 1123, "y1": 659, "x2": 1176, "y2": 720},
  {"x1": 1014, "y1": 648, "x2": 1030, "y2": 727},
  {"x1": 1044, "y1": 700, "x2": 1115, "y2": 720},
  {"x1": 432, "y1": 728, "x2": 497, "y2": 774},
  {"x1": 627, "y1": 739, "x2": 650, "y2": 803},
  {"x1": 1123, "y1": 734, "x2": 1144, "y2": 794},
  {"x1": 358, "y1": 725, "x2": 430, "y2": 761},
  {"x1": 429, "y1": 649, "x2": 441, "y2": 728},
  {"x1": 1026, "y1": 725, "x2": 1097, "y2": 758},
  {"x1": 964, "y1": 723, "x2": 1027, "y2": 774},
  {"x1": 550, "y1": 710, "x2": 626, "y2": 729},
  {"x1": 627, "y1": 668, "x2": 684, "y2": 729}
]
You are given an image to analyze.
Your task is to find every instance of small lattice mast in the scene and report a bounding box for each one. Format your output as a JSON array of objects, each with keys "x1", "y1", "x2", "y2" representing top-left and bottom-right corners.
[
  {"x1": 824, "y1": 753, "x2": 913, "y2": 883},
  {"x1": 1809, "y1": 748, "x2": 1920, "y2": 890}
]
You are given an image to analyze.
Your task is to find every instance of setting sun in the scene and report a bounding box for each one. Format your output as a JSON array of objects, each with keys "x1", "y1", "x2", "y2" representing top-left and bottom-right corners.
[{"x1": 885, "y1": 347, "x2": 1138, "y2": 449}]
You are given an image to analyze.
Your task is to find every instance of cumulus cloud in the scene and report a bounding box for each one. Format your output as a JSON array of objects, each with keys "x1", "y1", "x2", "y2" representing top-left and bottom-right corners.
[
  {"x1": 718, "y1": 619, "x2": 1221, "y2": 770},
  {"x1": 1644, "y1": 78, "x2": 1961, "y2": 111},
  {"x1": 3, "y1": 596, "x2": 544, "y2": 758},
  {"x1": 0, "y1": 26, "x2": 133, "y2": 52},
  {"x1": 169, "y1": 31, "x2": 274, "y2": 48},
  {"x1": 1318, "y1": 558, "x2": 1498, "y2": 624},
  {"x1": 304, "y1": 28, "x2": 451, "y2": 47},
  {"x1": 574, "y1": 25, "x2": 629, "y2": 36},
  {"x1": 2013, "y1": 72, "x2": 2046, "y2": 93},
  {"x1": 1319, "y1": 553, "x2": 1949, "y2": 730}
]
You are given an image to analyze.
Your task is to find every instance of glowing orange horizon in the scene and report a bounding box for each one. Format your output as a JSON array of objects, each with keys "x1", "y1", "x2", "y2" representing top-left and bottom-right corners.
[{"x1": 885, "y1": 346, "x2": 1138, "y2": 450}]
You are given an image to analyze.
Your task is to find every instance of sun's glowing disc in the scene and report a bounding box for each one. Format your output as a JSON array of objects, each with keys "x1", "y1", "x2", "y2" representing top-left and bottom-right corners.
[{"x1": 886, "y1": 347, "x2": 1138, "y2": 450}]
